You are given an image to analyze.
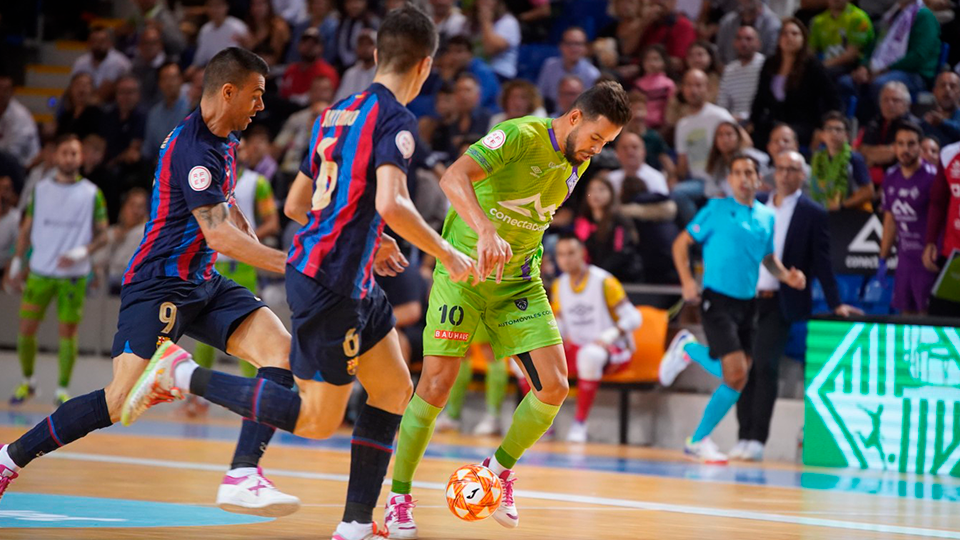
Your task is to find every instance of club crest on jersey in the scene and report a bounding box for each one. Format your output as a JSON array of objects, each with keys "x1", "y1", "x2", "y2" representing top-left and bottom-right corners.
[
  {"x1": 515, "y1": 298, "x2": 528, "y2": 311},
  {"x1": 395, "y1": 130, "x2": 415, "y2": 160},
  {"x1": 189, "y1": 166, "x2": 212, "y2": 191},
  {"x1": 156, "y1": 335, "x2": 170, "y2": 349},
  {"x1": 482, "y1": 129, "x2": 506, "y2": 150}
]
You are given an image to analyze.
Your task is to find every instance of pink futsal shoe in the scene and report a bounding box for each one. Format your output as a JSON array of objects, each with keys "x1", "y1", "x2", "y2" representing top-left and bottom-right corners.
[
  {"x1": 383, "y1": 493, "x2": 417, "y2": 539},
  {"x1": 216, "y1": 467, "x2": 301, "y2": 517},
  {"x1": 481, "y1": 458, "x2": 518, "y2": 528},
  {"x1": 0, "y1": 453, "x2": 18, "y2": 503},
  {"x1": 121, "y1": 341, "x2": 191, "y2": 425}
]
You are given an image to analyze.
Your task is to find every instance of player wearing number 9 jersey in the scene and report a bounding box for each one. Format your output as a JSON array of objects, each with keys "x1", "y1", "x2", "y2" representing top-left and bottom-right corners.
[
  {"x1": 0, "y1": 48, "x2": 302, "y2": 516},
  {"x1": 120, "y1": 7, "x2": 476, "y2": 540}
]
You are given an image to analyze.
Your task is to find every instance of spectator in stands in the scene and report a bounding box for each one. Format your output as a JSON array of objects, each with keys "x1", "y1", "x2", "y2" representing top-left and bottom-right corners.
[
  {"x1": 922, "y1": 135, "x2": 940, "y2": 164},
  {"x1": 488, "y1": 79, "x2": 546, "y2": 129},
  {"x1": 537, "y1": 27, "x2": 600, "y2": 114},
  {"x1": 685, "y1": 41, "x2": 721, "y2": 102},
  {"x1": 808, "y1": 0, "x2": 875, "y2": 79},
  {"x1": 273, "y1": 0, "x2": 309, "y2": 24},
  {"x1": 287, "y1": 0, "x2": 339, "y2": 63},
  {"x1": 637, "y1": 0, "x2": 697, "y2": 74},
  {"x1": 130, "y1": 27, "x2": 167, "y2": 107},
  {"x1": 131, "y1": 0, "x2": 187, "y2": 56},
  {"x1": 244, "y1": 125, "x2": 278, "y2": 184},
  {"x1": 100, "y1": 75, "x2": 146, "y2": 168},
  {"x1": 608, "y1": 131, "x2": 669, "y2": 196},
  {"x1": 0, "y1": 75, "x2": 40, "y2": 168},
  {"x1": 471, "y1": 0, "x2": 521, "y2": 81},
  {"x1": 811, "y1": 111, "x2": 874, "y2": 210},
  {"x1": 706, "y1": 121, "x2": 768, "y2": 198},
  {"x1": 731, "y1": 150, "x2": 859, "y2": 462},
  {"x1": 0, "y1": 176, "x2": 20, "y2": 272},
  {"x1": 275, "y1": 76, "x2": 332, "y2": 181},
  {"x1": 333, "y1": 28, "x2": 376, "y2": 102},
  {"x1": 442, "y1": 35, "x2": 501, "y2": 112},
  {"x1": 332, "y1": 0, "x2": 380, "y2": 71},
  {"x1": 71, "y1": 26, "x2": 132, "y2": 103},
  {"x1": 431, "y1": 0, "x2": 468, "y2": 42},
  {"x1": 280, "y1": 28, "x2": 340, "y2": 105},
  {"x1": 183, "y1": 68, "x2": 204, "y2": 109},
  {"x1": 750, "y1": 18, "x2": 839, "y2": 151},
  {"x1": 192, "y1": 0, "x2": 250, "y2": 68},
  {"x1": 19, "y1": 137, "x2": 56, "y2": 211},
  {"x1": 715, "y1": 0, "x2": 780, "y2": 65},
  {"x1": 761, "y1": 123, "x2": 808, "y2": 189},
  {"x1": 554, "y1": 75, "x2": 585, "y2": 117},
  {"x1": 80, "y1": 134, "x2": 120, "y2": 223},
  {"x1": 839, "y1": 0, "x2": 941, "y2": 121},
  {"x1": 505, "y1": 0, "x2": 551, "y2": 43},
  {"x1": 924, "y1": 140, "x2": 960, "y2": 316},
  {"x1": 432, "y1": 73, "x2": 491, "y2": 161},
  {"x1": 595, "y1": 0, "x2": 644, "y2": 76},
  {"x1": 618, "y1": 174, "x2": 680, "y2": 283},
  {"x1": 694, "y1": 0, "x2": 741, "y2": 42},
  {"x1": 574, "y1": 176, "x2": 644, "y2": 282},
  {"x1": 56, "y1": 73, "x2": 103, "y2": 140},
  {"x1": 878, "y1": 121, "x2": 938, "y2": 314},
  {"x1": 550, "y1": 233, "x2": 642, "y2": 443},
  {"x1": 921, "y1": 71, "x2": 960, "y2": 146},
  {"x1": 98, "y1": 187, "x2": 148, "y2": 293},
  {"x1": 717, "y1": 25, "x2": 764, "y2": 123},
  {"x1": 143, "y1": 62, "x2": 190, "y2": 162},
  {"x1": 675, "y1": 69, "x2": 734, "y2": 189},
  {"x1": 859, "y1": 81, "x2": 921, "y2": 181},
  {"x1": 625, "y1": 91, "x2": 676, "y2": 180},
  {"x1": 246, "y1": 0, "x2": 292, "y2": 66},
  {"x1": 634, "y1": 45, "x2": 675, "y2": 131}
]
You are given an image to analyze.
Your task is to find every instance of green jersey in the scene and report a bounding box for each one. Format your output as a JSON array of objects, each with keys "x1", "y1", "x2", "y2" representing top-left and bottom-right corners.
[
  {"x1": 441, "y1": 116, "x2": 588, "y2": 281},
  {"x1": 809, "y1": 4, "x2": 874, "y2": 62}
]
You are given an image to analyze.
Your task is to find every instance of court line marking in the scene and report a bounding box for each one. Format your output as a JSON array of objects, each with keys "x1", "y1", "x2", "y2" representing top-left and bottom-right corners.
[{"x1": 43, "y1": 451, "x2": 960, "y2": 539}]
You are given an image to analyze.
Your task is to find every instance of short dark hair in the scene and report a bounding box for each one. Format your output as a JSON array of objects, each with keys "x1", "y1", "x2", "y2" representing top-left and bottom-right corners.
[
  {"x1": 730, "y1": 151, "x2": 760, "y2": 174},
  {"x1": 556, "y1": 231, "x2": 582, "y2": 245},
  {"x1": 376, "y1": 5, "x2": 438, "y2": 74},
  {"x1": 821, "y1": 110, "x2": 849, "y2": 131},
  {"x1": 202, "y1": 47, "x2": 269, "y2": 97},
  {"x1": 445, "y1": 35, "x2": 472, "y2": 51},
  {"x1": 894, "y1": 120, "x2": 924, "y2": 140},
  {"x1": 244, "y1": 124, "x2": 271, "y2": 141},
  {"x1": 455, "y1": 71, "x2": 480, "y2": 86},
  {"x1": 158, "y1": 61, "x2": 182, "y2": 77},
  {"x1": 55, "y1": 133, "x2": 81, "y2": 148},
  {"x1": 570, "y1": 81, "x2": 632, "y2": 126}
]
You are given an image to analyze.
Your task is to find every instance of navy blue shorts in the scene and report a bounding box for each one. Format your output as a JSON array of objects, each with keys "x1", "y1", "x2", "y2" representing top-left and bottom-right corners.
[
  {"x1": 111, "y1": 274, "x2": 266, "y2": 358},
  {"x1": 286, "y1": 265, "x2": 396, "y2": 386}
]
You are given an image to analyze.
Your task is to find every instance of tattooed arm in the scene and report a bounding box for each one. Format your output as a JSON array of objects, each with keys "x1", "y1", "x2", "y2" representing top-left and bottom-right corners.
[{"x1": 192, "y1": 203, "x2": 287, "y2": 273}]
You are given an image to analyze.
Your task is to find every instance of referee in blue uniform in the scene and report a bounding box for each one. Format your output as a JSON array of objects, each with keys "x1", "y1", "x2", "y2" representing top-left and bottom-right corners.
[{"x1": 660, "y1": 152, "x2": 806, "y2": 464}]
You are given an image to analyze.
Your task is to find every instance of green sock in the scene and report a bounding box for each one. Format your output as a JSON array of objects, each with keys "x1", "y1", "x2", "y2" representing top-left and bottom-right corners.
[
  {"x1": 18, "y1": 334, "x2": 37, "y2": 378},
  {"x1": 494, "y1": 392, "x2": 560, "y2": 469},
  {"x1": 193, "y1": 342, "x2": 216, "y2": 369},
  {"x1": 485, "y1": 359, "x2": 507, "y2": 416},
  {"x1": 445, "y1": 359, "x2": 472, "y2": 420},
  {"x1": 391, "y1": 394, "x2": 442, "y2": 495},
  {"x1": 238, "y1": 360, "x2": 257, "y2": 378},
  {"x1": 57, "y1": 336, "x2": 77, "y2": 388}
]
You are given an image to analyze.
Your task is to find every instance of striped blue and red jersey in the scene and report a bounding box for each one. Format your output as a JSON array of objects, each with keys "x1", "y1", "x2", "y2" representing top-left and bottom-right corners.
[
  {"x1": 288, "y1": 83, "x2": 418, "y2": 299},
  {"x1": 124, "y1": 108, "x2": 240, "y2": 285}
]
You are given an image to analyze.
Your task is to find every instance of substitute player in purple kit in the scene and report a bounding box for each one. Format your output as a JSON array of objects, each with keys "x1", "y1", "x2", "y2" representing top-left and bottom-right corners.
[
  {"x1": 0, "y1": 47, "x2": 301, "y2": 516},
  {"x1": 878, "y1": 121, "x2": 939, "y2": 314},
  {"x1": 122, "y1": 7, "x2": 476, "y2": 540}
]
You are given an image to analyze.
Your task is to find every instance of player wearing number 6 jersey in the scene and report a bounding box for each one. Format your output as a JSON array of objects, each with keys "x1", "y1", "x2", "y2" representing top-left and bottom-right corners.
[
  {"x1": 383, "y1": 81, "x2": 632, "y2": 538},
  {"x1": 122, "y1": 7, "x2": 476, "y2": 540},
  {"x1": 0, "y1": 47, "x2": 301, "y2": 516}
]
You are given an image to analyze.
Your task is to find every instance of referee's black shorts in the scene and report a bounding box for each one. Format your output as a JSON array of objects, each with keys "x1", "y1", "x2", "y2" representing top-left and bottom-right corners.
[{"x1": 700, "y1": 288, "x2": 758, "y2": 359}]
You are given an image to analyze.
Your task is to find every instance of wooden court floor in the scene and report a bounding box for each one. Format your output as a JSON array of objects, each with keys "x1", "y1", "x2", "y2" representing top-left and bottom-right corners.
[{"x1": 2, "y1": 401, "x2": 959, "y2": 540}]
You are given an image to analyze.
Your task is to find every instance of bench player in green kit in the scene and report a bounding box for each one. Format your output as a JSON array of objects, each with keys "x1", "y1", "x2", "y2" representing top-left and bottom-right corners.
[{"x1": 383, "y1": 81, "x2": 632, "y2": 538}]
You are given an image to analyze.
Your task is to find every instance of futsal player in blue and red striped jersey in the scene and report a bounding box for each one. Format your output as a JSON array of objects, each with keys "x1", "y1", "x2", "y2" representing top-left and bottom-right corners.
[
  {"x1": 123, "y1": 7, "x2": 477, "y2": 540},
  {"x1": 0, "y1": 48, "x2": 301, "y2": 516}
]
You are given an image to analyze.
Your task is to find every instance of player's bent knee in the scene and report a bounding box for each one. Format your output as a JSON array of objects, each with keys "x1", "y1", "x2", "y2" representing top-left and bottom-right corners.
[
  {"x1": 535, "y1": 375, "x2": 570, "y2": 405},
  {"x1": 724, "y1": 370, "x2": 748, "y2": 392},
  {"x1": 576, "y1": 344, "x2": 607, "y2": 381}
]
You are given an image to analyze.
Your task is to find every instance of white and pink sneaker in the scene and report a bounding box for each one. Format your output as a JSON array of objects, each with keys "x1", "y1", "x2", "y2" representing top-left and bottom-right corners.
[
  {"x1": 383, "y1": 492, "x2": 417, "y2": 539},
  {"x1": 332, "y1": 520, "x2": 388, "y2": 539},
  {"x1": 482, "y1": 458, "x2": 518, "y2": 529},
  {"x1": 216, "y1": 467, "x2": 301, "y2": 517},
  {"x1": 121, "y1": 341, "x2": 192, "y2": 425},
  {"x1": 659, "y1": 329, "x2": 695, "y2": 387},
  {"x1": 0, "y1": 447, "x2": 18, "y2": 503}
]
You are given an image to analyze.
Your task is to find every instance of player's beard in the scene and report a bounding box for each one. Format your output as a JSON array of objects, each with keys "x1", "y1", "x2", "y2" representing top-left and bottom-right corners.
[
  {"x1": 563, "y1": 128, "x2": 584, "y2": 166},
  {"x1": 899, "y1": 154, "x2": 920, "y2": 169}
]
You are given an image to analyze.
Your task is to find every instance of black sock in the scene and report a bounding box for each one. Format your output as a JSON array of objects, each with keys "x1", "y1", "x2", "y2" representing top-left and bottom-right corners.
[
  {"x1": 8, "y1": 389, "x2": 112, "y2": 468},
  {"x1": 190, "y1": 367, "x2": 301, "y2": 433},
  {"x1": 343, "y1": 404, "x2": 403, "y2": 524},
  {"x1": 230, "y1": 367, "x2": 295, "y2": 469}
]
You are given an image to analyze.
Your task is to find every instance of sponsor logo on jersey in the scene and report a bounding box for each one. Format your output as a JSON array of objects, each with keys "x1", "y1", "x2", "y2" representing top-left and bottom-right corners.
[
  {"x1": 497, "y1": 310, "x2": 551, "y2": 328},
  {"x1": 514, "y1": 298, "x2": 528, "y2": 311},
  {"x1": 189, "y1": 166, "x2": 212, "y2": 191},
  {"x1": 482, "y1": 129, "x2": 506, "y2": 149},
  {"x1": 434, "y1": 329, "x2": 470, "y2": 341},
  {"x1": 891, "y1": 199, "x2": 917, "y2": 219},
  {"x1": 498, "y1": 194, "x2": 556, "y2": 222},
  {"x1": 529, "y1": 166, "x2": 542, "y2": 178}
]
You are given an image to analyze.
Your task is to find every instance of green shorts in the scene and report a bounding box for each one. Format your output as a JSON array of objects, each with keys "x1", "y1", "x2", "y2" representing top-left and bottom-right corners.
[
  {"x1": 216, "y1": 260, "x2": 257, "y2": 292},
  {"x1": 20, "y1": 273, "x2": 88, "y2": 324},
  {"x1": 423, "y1": 268, "x2": 561, "y2": 360}
]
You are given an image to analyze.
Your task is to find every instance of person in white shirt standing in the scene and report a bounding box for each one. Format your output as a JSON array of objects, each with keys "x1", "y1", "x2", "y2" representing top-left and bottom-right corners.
[
  {"x1": 4, "y1": 134, "x2": 109, "y2": 407},
  {"x1": 717, "y1": 26, "x2": 765, "y2": 123},
  {"x1": 193, "y1": 0, "x2": 251, "y2": 68},
  {"x1": 70, "y1": 26, "x2": 132, "y2": 103},
  {"x1": 0, "y1": 75, "x2": 40, "y2": 168},
  {"x1": 536, "y1": 27, "x2": 600, "y2": 114},
  {"x1": 552, "y1": 234, "x2": 642, "y2": 443},
  {"x1": 675, "y1": 69, "x2": 735, "y2": 192}
]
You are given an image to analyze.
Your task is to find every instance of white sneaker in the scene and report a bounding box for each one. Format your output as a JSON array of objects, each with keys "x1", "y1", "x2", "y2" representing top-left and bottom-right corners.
[
  {"x1": 660, "y1": 330, "x2": 695, "y2": 387},
  {"x1": 383, "y1": 492, "x2": 417, "y2": 539},
  {"x1": 741, "y1": 440, "x2": 764, "y2": 462},
  {"x1": 332, "y1": 520, "x2": 388, "y2": 540},
  {"x1": 217, "y1": 467, "x2": 301, "y2": 517},
  {"x1": 482, "y1": 458, "x2": 518, "y2": 528},
  {"x1": 728, "y1": 439, "x2": 749, "y2": 460},
  {"x1": 472, "y1": 413, "x2": 501, "y2": 436},
  {"x1": 566, "y1": 421, "x2": 588, "y2": 444},
  {"x1": 433, "y1": 412, "x2": 461, "y2": 433},
  {"x1": 684, "y1": 437, "x2": 728, "y2": 464}
]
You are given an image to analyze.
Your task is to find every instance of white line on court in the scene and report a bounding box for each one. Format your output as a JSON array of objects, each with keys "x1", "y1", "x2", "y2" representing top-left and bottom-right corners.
[{"x1": 46, "y1": 452, "x2": 960, "y2": 539}]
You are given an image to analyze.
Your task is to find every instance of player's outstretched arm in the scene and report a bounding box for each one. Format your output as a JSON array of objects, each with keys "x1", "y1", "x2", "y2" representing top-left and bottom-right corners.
[
  {"x1": 193, "y1": 202, "x2": 287, "y2": 274},
  {"x1": 439, "y1": 155, "x2": 513, "y2": 283},
  {"x1": 375, "y1": 164, "x2": 475, "y2": 283},
  {"x1": 229, "y1": 203, "x2": 259, "y2": 241}
]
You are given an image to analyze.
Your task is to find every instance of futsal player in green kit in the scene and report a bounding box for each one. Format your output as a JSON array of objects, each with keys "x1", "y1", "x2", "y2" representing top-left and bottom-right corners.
[{"x1": 384, "y1": 81, "x2": 632, "y2": 538}]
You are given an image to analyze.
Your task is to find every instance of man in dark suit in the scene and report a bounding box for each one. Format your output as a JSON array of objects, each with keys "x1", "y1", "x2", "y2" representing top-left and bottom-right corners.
[{"x1": 731, "y1": 151, "x2": 862, "y2": 462}]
